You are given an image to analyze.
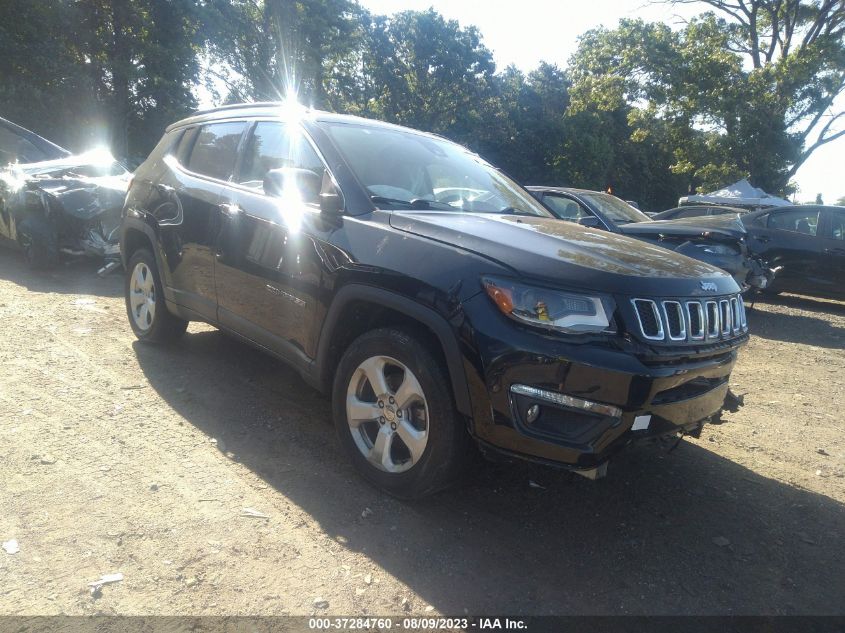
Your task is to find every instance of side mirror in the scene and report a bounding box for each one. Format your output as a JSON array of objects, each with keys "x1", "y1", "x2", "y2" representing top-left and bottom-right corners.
[
  {"x1": 578, "y1": 216, "x2": 602, "y2": 228},
  {"x1": 263, "y1": 167, "x2": 322, "y2": 203},
  {"x1": 319, "y1": 185, "x2": 344, "y2": 216}
]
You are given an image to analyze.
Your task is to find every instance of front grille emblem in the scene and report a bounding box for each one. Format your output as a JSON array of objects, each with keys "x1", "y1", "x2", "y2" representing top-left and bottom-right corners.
[{"x1": 700, "y1": 281, "x2": 718, "y2": 292}]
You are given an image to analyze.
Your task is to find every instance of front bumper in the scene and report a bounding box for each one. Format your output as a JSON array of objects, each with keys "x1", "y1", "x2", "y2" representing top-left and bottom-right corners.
[{"x1": 463, "y1": 295, "x2": 745, "y2": 472}]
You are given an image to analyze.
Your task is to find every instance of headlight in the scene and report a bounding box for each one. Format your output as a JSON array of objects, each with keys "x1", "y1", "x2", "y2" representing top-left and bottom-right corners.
[
  {"x1": 482, "y1": 277, "x2": 615, "y2": 334},
  {"x1": 695, "y1": 243, "x2": 738, "y2": 256}
]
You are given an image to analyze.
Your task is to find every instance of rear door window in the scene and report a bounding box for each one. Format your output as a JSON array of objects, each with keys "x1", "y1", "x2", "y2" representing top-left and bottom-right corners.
[
  {"x1": 186, "y1": 121, "x2": 247, "y2": 181},
  {"x1": 767, "y1": 208, "x2": 820, "y2": 236}
]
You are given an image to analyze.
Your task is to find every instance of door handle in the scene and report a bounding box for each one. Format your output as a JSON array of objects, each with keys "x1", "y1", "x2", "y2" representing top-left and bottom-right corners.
[
  {"x1": 219, "y1": 203, "x2": 242, "y2": 217},
  {"x1": 825, "y1": 247, "x2": 845, "y2": 255},
  {"x1": 155, "y1": 183, "x2": 175, "y2": 195},
  {"x1": 756, "y1": 235, "x2": 770, "y2": 243}
]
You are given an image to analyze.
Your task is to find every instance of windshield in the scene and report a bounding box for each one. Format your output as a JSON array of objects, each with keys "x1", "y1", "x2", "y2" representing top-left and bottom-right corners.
[
  {"x1": 322, "y1": 121, "x2": 552, "y2": 217},
  {"x1": 579, "y1": 192, "x2": 651, "y2": 224}
]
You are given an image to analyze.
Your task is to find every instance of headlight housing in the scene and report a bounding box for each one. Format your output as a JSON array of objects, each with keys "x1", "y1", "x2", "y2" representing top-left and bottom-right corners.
[{"x1": 482, "y1": 277, "x2": 616, "y2": 334}]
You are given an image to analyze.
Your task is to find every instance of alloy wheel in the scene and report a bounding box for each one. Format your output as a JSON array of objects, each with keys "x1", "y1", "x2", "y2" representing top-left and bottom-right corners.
[
  {"x1": 345, "y1": 355, "x2": 429, "y2": 473},
  {"x1": 129, "y1": 262, "x2": 156, "y2": 331}
]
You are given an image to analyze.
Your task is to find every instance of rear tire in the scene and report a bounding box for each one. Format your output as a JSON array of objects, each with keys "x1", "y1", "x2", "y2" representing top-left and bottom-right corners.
[
  {"x1": 125, "y1": 248, "x2": 188, "y2": 343},
  {"x1": 332, "y1": 328, "x2": 470, "y2": 499}
]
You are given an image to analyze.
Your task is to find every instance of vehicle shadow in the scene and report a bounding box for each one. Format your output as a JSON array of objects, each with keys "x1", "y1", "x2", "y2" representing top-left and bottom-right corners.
[
  {"x1": 745, "y1": 302, "x2": 845, "y2": 349},
  {"x1": 749, "y1": 292, "x2": 845, "y2": 317},
  {"x1": 134, "y1": 331, "x2": 845, "y2": 615},
  {"x1": 0, "y1": 248, "x2": 122, "y2": 298}
]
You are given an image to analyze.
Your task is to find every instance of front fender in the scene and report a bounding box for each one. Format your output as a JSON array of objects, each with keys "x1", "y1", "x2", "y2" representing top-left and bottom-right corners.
[{"x1": 314, "y1": 283, "x2": 473, "y2": 418}]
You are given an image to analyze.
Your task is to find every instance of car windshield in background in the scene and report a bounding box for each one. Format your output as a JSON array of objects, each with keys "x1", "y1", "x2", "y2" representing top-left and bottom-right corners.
[
  {"x1": 322, "y1": 122, "x2": 552, "y2": 217},
  {"x1": 580, "y1": 192, "x2": 651, "y2": 224}
]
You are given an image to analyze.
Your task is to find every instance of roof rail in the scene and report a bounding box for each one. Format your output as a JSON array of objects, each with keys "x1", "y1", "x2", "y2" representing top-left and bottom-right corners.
[{"x1": 189, "y1": 101, "x2": 285, "y2": 117}]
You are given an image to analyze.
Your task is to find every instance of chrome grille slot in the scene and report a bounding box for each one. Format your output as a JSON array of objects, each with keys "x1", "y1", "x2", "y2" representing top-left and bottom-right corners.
[
  {"x1": 632, "y1": 299, "x2": 664, "y2": 340},
  {"x1": 731, "y1": 297, "x2": 741, "y2": 334},
  {"x1": 686, "y1": 301, "x2": 705, "y2": 339},
  {"x1": 662, "y1": 301, "x2": 686, "y2": 340},
  {"x1": 719, "y1": 299, "x2": 731, "y2": 335},
  {"x1": 705, "y1": 301, "x2": 720, "y2": 338}
]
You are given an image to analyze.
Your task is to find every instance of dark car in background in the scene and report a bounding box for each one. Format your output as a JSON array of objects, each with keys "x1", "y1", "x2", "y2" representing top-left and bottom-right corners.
[
  {"x1": 0, "y1": 117, "x2": 129, "y2": 271},
  {"x1": 120, "y1": 103, "x2": 748, "y2": 497},
  {"x1": 650, "y1": 205, "x2": 747, "y2": 221},
  {"x1": 740, "y1": 205, "x2": 845, "y2": 300},
  {"x1": 527, "y1": 186, "x2": 772, "y2": 291}
]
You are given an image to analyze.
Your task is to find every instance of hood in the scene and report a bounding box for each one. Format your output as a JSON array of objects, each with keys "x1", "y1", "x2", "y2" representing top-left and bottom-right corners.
[
  {"x1": 10, "y1": 150, "x2": 129, "y2": 179},
  {"x1": 620, "y1": 214, "x2": 747, "y2": 240},
  {"x1": 388, "y1": 212, "x2": 738, "y2": 297}
]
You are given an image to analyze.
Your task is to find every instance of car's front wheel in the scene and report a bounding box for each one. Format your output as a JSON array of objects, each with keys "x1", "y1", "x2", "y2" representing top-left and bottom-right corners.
[
  {"x1": 332, "y1": 328, "x2": 469, "y2": 498},
  {"x1": 125, "y1": 248, "x2": 188, "y2": 343}
]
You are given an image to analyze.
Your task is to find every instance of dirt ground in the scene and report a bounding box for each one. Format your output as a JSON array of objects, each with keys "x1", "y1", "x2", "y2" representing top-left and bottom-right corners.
[{"x1": 1, "y1": 249, "x2": 843, "y2": 617}]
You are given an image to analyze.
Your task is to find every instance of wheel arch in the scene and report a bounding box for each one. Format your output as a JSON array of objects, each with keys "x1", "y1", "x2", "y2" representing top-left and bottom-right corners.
[
  {"x1": 121, "y1": 225, "x2": 154, "y2": 265},
  {"x1": 314, "y1": 284, "x2": 473, "y2": 418}
]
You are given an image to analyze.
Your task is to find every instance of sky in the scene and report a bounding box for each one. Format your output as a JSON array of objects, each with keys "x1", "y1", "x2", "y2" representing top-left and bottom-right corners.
[{"x1": 359, "y1": 0, "x2": 844, "y2": 204}]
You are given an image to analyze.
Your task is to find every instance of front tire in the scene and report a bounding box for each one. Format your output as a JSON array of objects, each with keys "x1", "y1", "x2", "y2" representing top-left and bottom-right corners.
[
  {"x1": 125, "y1": 248, "x2": 188, "y2": 343},
  {"x1": 332, "y1": 328, "x2": 470, "y2": 498}
]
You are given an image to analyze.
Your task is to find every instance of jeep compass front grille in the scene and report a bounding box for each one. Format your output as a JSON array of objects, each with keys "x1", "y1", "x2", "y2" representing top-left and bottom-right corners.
[{"x1": 631, "y1": 294, "x2": 746, "y2": 343}]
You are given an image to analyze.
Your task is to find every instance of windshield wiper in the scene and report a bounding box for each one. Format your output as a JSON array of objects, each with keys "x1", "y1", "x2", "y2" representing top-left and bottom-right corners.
[
  {"x1": 370, "y1": 195, "x2": 455, "y2": 211},
  {"x1": 370, "y1": 195, "x2": 413, "y2": 208},
  {"x1": 497, "y1": 207, "x2": 541, "y2": 217}
]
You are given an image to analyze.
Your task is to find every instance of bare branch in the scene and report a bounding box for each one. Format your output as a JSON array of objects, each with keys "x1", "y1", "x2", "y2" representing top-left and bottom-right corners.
[
  {"x1": 764, "y1": 0, "x2": 782, "y2": 62},
  {"x1": 787, "y1": 111, "x2": 845, "y2": 178}
]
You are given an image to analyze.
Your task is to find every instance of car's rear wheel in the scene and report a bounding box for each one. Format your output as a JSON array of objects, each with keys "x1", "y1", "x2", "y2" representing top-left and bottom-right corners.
[
  {"x1": 125, "y1": 249, "x2": 188, "y2": 343},
  {"x1": 333, "y1": 328, "x2": 469, "y2": 498}
]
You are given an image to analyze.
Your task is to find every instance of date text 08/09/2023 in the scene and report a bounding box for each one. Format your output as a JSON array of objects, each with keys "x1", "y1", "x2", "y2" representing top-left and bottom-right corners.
[{"x1": 308, "y1": 617, "x2": 528, "y2": 630}]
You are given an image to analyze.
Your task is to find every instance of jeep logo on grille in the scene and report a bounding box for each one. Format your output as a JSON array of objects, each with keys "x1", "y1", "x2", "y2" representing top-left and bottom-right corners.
[{"x1": 700, "y1": 281, "x2": 718, "y2": 292}]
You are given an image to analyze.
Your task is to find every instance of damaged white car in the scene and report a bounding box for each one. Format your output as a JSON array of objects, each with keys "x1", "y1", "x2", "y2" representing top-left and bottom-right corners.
[{"x1": 0, "y1": 116, "x2": 129, "y2": 273}]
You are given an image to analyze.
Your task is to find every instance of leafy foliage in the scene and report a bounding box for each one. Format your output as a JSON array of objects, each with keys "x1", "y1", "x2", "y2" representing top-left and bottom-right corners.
[{"x1": 1, "y1": 0, "x2": 842, "y2": 209}]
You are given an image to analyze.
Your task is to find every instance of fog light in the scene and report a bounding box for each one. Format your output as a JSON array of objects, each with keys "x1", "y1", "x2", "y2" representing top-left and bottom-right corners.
[{"x1": 526, "y1": 404, "x2": 540, "y2": 424}]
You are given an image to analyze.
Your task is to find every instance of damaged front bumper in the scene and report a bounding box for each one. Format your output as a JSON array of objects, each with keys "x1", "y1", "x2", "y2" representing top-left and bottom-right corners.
[{"x1": 465, "y1": 294, "x2": 748, "y2": 478}]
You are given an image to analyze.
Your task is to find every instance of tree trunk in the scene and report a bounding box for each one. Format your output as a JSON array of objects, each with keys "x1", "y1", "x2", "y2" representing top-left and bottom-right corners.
[{"x1": 109, "y1": 0, "x2": 132, "y2": 158}]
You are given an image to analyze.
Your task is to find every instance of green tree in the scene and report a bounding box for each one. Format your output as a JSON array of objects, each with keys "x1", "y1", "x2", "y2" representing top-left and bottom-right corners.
[
  {"x1": 75, "y1": 0, "x2": 204, "y2": 158},
  {"x1": 569, "y1": 1, "x2": 845, "y2": 196},
  {"x1": 0, "y1": 0, "x2": 204, "y2": 159},
  {"x1": 0, "y1": 1, "x2": 96, "y2": 150},
  {"x1": 356, "y1": 9, "x2": 497, "y2": 143},
  {"x1": 204, "y1": 0, "x2": 365, "y2": 108},
  {"x1": 670, "y1": 0, "x2": 845, "y2": 181},
  {"x1": 481, "y1": 63, "x2": 571, "y2": 184}
]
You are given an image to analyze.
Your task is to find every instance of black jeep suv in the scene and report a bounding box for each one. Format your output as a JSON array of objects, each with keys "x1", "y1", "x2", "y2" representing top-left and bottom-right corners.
[{"x1": 121, "y1": 103, "x2": 748, "y2": 497}]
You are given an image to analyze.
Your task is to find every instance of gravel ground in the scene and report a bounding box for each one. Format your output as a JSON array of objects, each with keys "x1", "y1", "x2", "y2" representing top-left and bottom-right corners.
[{"x1": 1, "y1": 250, "x2": 843, "y2": 616}]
